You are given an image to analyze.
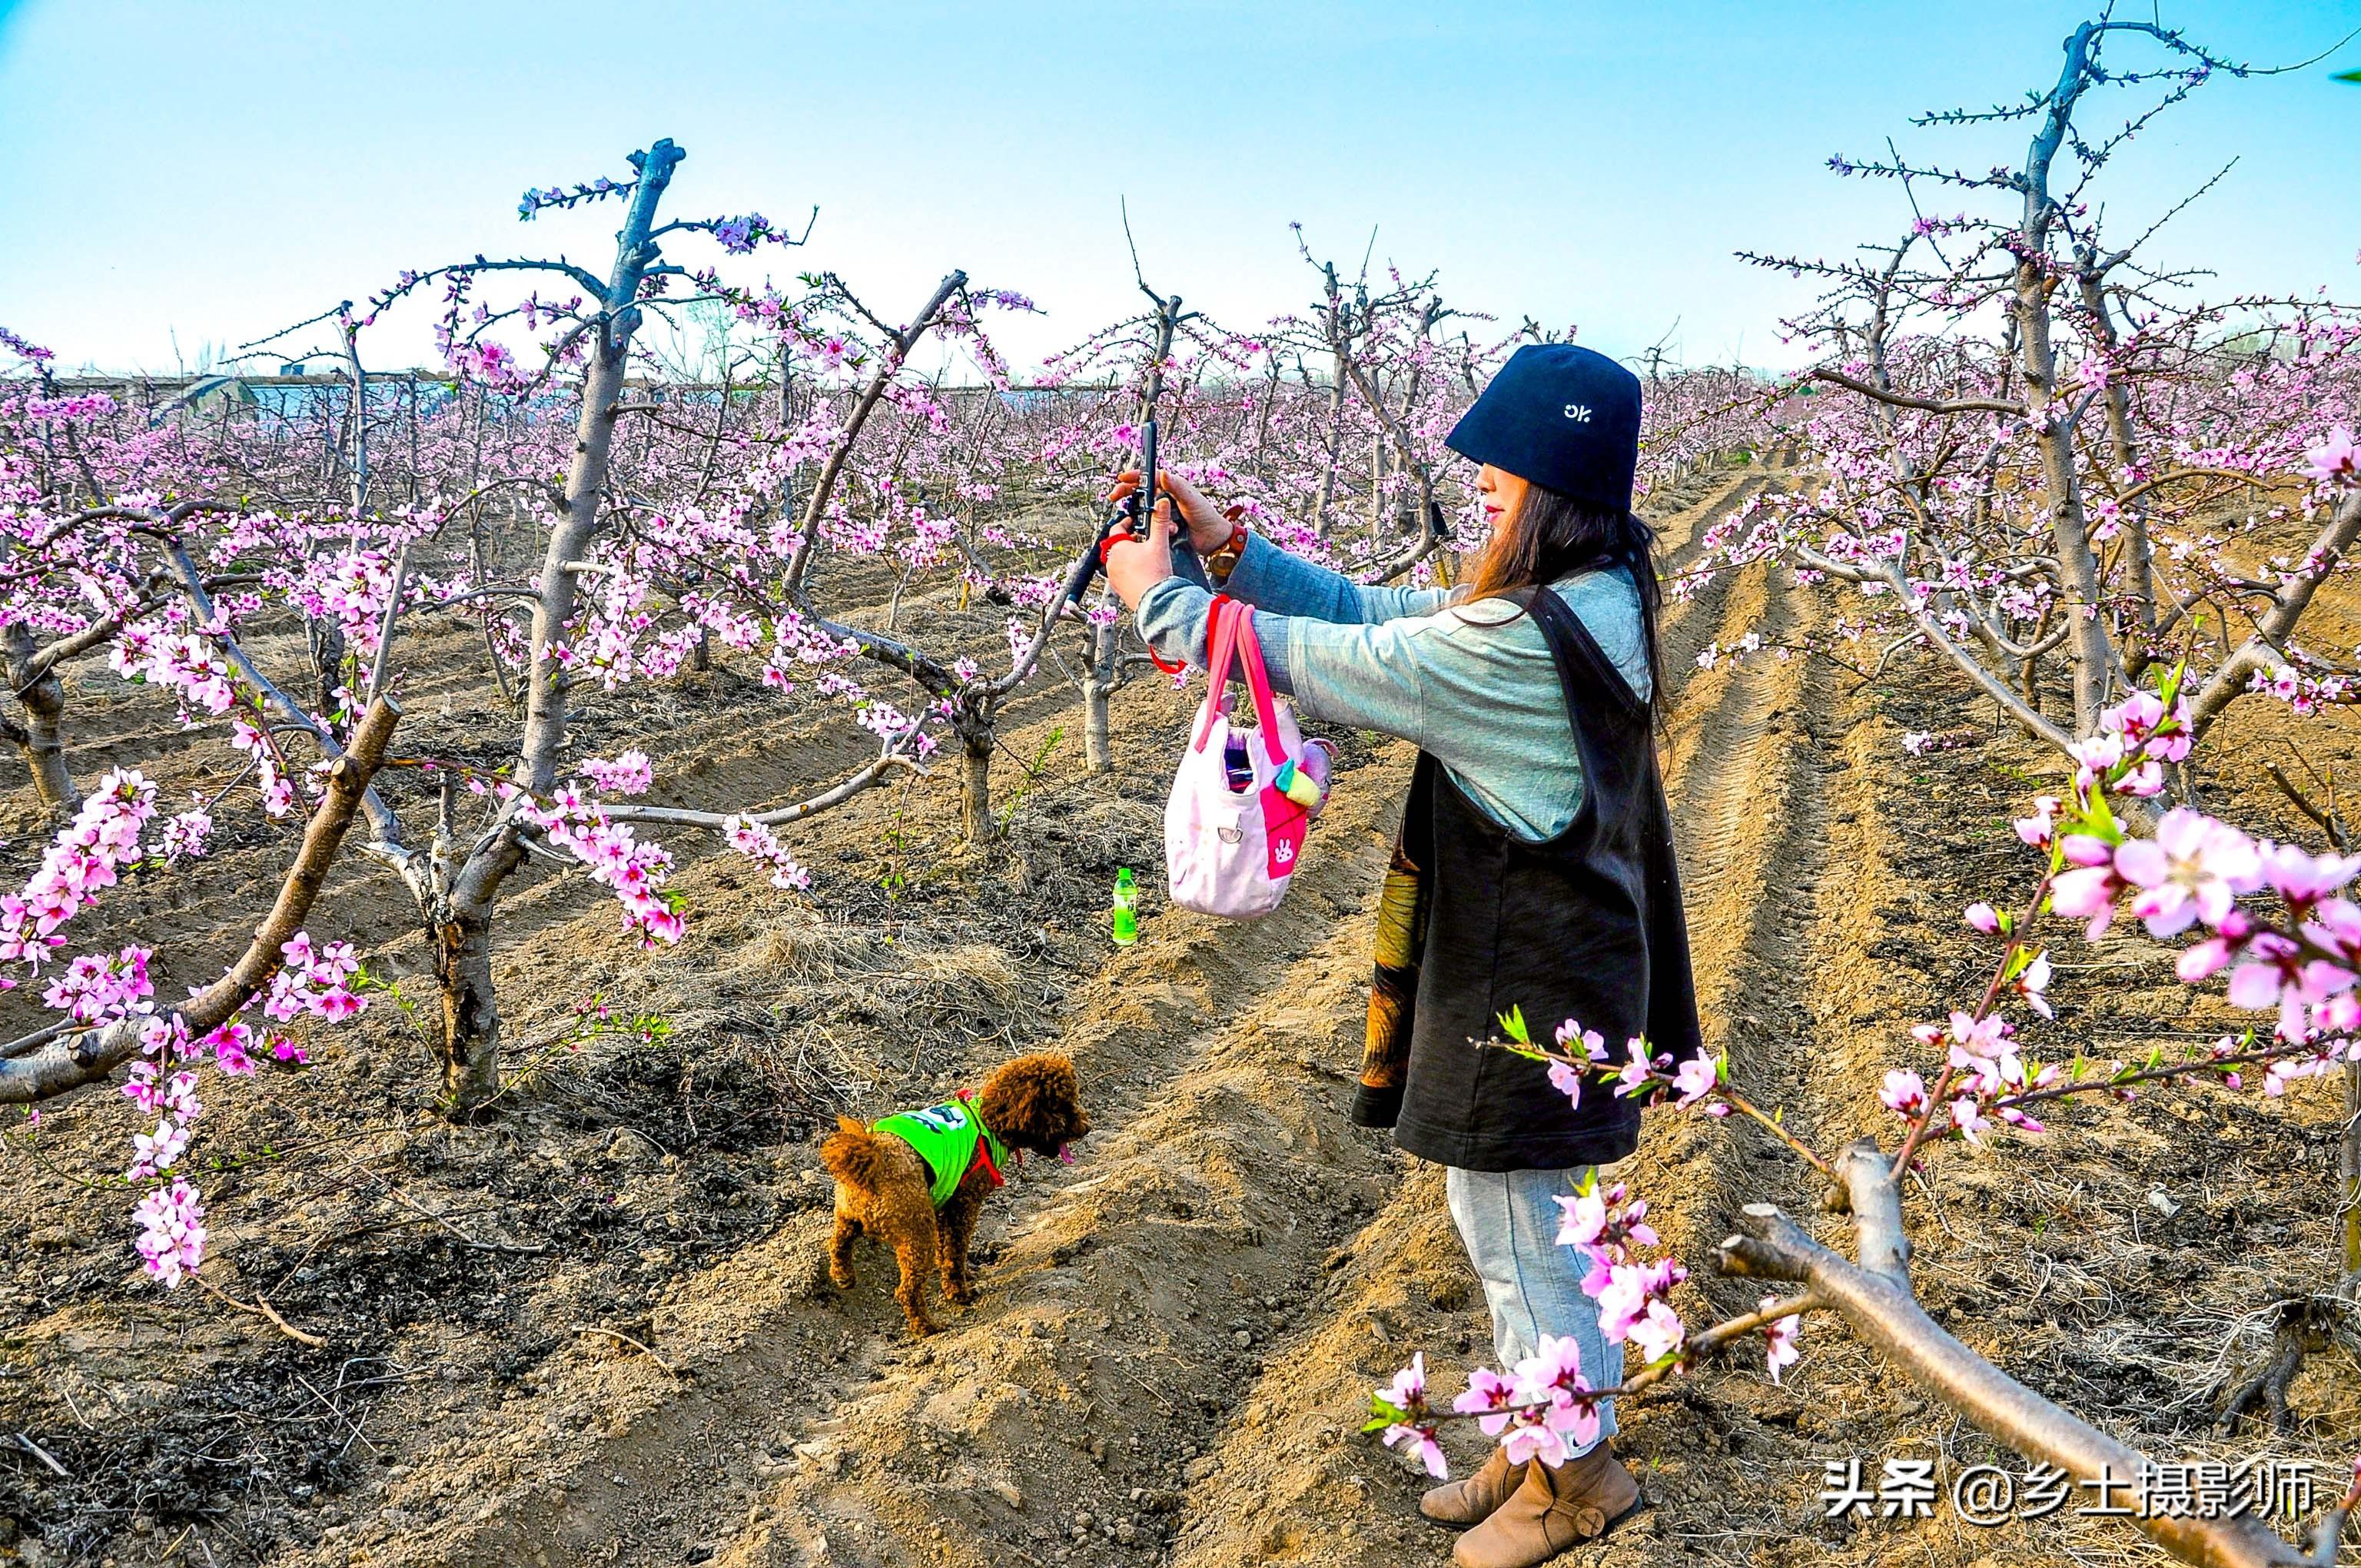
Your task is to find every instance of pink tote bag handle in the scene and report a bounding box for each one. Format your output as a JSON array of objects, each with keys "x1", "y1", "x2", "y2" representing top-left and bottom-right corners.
[
  {"x1": 1192, "y1": 594, "x2": 1245, "y2": 752},
  {"x1": 1233, "y1": 611, "x2": 1290, "y2": 770}
]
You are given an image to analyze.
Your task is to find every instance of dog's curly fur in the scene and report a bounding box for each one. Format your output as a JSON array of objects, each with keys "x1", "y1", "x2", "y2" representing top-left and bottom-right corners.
[{"x1": 820, "y1": 1052, "x2": 1088, "y2": 1337}]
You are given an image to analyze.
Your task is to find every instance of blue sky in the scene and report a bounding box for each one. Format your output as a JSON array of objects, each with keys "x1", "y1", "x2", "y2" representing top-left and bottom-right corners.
[{"x1": 2, "y1": 1, "x2": 2353, "y2": 378}]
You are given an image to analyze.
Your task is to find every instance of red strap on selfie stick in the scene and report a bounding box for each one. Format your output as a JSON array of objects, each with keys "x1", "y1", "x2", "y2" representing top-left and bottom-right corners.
[{"x1": 1104, "y1": 519, "x2": 1196, "y2": 675}]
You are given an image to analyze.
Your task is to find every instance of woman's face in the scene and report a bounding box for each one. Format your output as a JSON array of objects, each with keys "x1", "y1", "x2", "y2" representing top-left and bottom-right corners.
[{"x1": 1476, "y1": 465, "x2": 1530, "y2": 541}]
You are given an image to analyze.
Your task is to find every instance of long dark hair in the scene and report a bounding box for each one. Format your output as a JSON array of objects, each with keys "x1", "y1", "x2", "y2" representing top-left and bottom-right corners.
[{"x1": 1461, "y1": 481, "x2": 1665, "y2": 702}]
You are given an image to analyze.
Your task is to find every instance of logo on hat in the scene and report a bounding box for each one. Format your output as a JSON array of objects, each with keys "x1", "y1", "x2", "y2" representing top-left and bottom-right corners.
[{"x1": 1563, "y1": 404, "x2": 1592, "y2": 422}]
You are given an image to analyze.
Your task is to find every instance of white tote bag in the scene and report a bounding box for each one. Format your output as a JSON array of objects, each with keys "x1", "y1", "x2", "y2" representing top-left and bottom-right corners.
[{"x1": 1164, "y1": 598, "x2": 1313, "y2": 919}]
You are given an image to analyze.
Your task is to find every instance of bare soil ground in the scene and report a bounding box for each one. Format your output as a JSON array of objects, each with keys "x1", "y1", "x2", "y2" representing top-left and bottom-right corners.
[{"x1": 2, "y1": 467, "x2": 2356, "y2": 1568}]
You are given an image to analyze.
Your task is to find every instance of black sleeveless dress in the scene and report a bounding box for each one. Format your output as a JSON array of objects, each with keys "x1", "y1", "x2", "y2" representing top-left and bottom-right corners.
[{"x1": 1350, "y1": 585, "x2": 1702, "y2": 1171}]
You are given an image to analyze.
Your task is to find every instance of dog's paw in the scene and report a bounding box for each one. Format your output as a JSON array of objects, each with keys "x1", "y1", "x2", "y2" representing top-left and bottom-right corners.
[{"x1": 942, "y1": 1281, "x2": 976, "y2": 1307}]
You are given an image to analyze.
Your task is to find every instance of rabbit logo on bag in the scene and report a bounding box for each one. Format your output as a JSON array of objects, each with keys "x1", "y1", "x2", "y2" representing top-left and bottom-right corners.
[{"x1": 1563, "y1": 404, "x2": 1592, "y2": 422}]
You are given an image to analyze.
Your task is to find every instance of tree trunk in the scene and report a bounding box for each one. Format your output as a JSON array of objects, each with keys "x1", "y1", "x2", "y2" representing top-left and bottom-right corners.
[
  {"x1": 432, "y1": 138, "x2": 689, "y2": 1118},
  {"x1": 307, "y1": 618, "x2": 347, "y2": 719},
  {"x1": 961, "y1": 726, "x2": 995, "y2": 843},
  {"x1": 5, "y1": 623, "x2": 78, "y2": 822},
  {"x1": 1084, "y1": 621, "x2": 1117, "y2": 775},
  {"x1": 432, "y1": 904, "x2": 503, "y2": 1114},
  {"x1": 1310, "y1": 363, "x2": 1345, "y2": 541}
]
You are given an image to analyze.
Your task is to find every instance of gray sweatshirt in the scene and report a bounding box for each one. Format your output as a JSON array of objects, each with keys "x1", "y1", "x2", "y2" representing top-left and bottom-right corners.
[{"x1": 1133, "y1": 535, "x2": 1651, "y2": 842}]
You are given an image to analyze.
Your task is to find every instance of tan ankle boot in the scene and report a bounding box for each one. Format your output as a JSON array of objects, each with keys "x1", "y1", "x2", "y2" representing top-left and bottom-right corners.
[
  {"x1": 1451, "y1": 1443, "x2": 1642, "y2": 1568},
  {"x1": 1420, "y1": 1443, "x2": 1530, "y2": 1528}
]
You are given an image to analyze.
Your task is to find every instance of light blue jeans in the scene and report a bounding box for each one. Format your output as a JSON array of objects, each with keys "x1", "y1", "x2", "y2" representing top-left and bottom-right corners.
[{"x1": 1444, "y1": 1165, "x2": 1620, "y2": 1455}]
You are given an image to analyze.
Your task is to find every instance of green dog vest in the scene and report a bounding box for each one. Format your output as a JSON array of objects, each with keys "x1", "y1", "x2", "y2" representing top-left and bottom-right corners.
[{"x1": 874, "y1": 1093, "x2": 1011, "y2": 1208}]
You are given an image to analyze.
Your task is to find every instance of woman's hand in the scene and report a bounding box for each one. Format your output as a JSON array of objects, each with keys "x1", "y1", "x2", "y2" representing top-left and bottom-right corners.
[
  {"x1": 1107, "y1": 469, "x2": 1234, "y2": 556},
  {"x1": 1104, "y1": 496, "x2": 1178, "y2": 611},
  {"x1": 1104, "y1": 498, "x2": 1180, "y2": 609}
]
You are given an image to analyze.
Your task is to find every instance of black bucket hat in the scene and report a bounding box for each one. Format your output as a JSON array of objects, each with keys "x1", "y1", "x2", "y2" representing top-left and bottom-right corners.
[{"x1": 1443, "y1": 344, "x2": 1642, "y2": 513}]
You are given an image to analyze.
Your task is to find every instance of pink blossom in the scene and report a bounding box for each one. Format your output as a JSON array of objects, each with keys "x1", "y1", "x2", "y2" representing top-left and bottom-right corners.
[
  {"x1": 1553, "y1": 1181, "x2": 1656, "y2": 1258},
  {"x1": 161, "y1": 808, "x2": 213, "y2": 862},
  {"x1": 1950, "y1": 1096, "x2": 1990, "y2": 1144},
  {"x1": 2060, "y1": 832, "x2": 2117, "y2": 869},
  {"x1": 132, "y1": 1178, "x2": 207, "y2": 1288},
  {"x1": 1378, "y1": 1353, "x2": 1426, "y2": 1411},
  {"x1": 1626, "y1": 1299, "x2": 1687, "y2": 1364},
  {"x1": 1450, "y1": 1366, "x2": 1519, "y2": 1437},
  {"x1": 723, "y1": 815, "x2": 811, "y2": 892},
  {"x1": 580, "y1": 750, "x2": 655, "y2": 795},
  {"x1": 42, "y1": 946, "x2": 153, "y2": 1024},
  {"x1": 1592, "y1": 1257, "x2": 1685, "y2": 1345},
  {"x1": 2305, "y1": 427, "x2": 2359, "y2": 487},
  {"x1": 2014, "y1": 796, "x2": 2061, "y2": 850},
  {"x1": 1669, "y1": 1052, "x2": 1718, "y2": 1108},
  {"x1": 1880, "y1": 1068, "x2": 1928, "y2": 1118},
  {"x1": 2175, "y1": 908, "x2": 2255, "y2": 982},
  {"x1": 1555, "y1": 1188, "x2": 1609, "y2": 1250},
  {"x1": 2015, "y1": 952, "x2": 2054, "y2": 1019},
  {"x1": 1946, "y1": 1010, "x2": 2011, "y2": 1061},
  {"x1": 2050, "y1": 863, "x2": 2122, "y2": 939},
  {"x1": 2259, "y1": 842, "x2": 2361, "y2": 906},
  {"x1": 1762, "y1": 1298, "x2": 1801, "y2": 1383},
  {"x1": 1498, "y1": 1406, "x2": 1572, "y2": 1470},
  {"x1": 1613, "y1": 1038, "x2": 1661, "y2": 1096},
  {"x1": 2, "y1": 770, "x2": 158, "y2": 966},
  {"x1": 1546, "y1": 1058, "x2": 1586, "y2": 1108},
  {"x1": 2225, "y1": 932, "x2": 2351, "y2": 1040},
  {"x1": 2112, "y1": 809, "x2": 2263, "y2": 936},
  {"x1": 1383, "y1": 1422, "x2": 1448, "y2": 1478},
  {"x1": 1510, "y1": 1334, "x2": 1593, "y2": 1408},
  {"x1": 1376, "y1": 1354, "x2": 1447, "y2": 1476},
  {"x1": 128, "y1": 1118, "x2": 189, "y2": 1180},
  {"x1": 204, "y1": 1020, "x2": 257, "y2": 1076},
  {"x1": 1553, "y1": 1019, "x2": 1608, "y2": 1061},
  {"x1": 121, "y1": 1061, "x2": 168, "y2": 1116}
]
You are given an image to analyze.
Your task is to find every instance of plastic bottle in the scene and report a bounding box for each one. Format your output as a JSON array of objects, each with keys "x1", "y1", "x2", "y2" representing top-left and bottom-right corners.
[{"x1": 1111, "y1": 866, "x2": 1140, "y2": 945}]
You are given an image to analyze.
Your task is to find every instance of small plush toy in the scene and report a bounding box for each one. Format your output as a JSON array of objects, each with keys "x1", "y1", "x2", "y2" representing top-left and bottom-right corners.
[{"x1": 1274, "y1": 738, "x2": 1336, "y2": 813}]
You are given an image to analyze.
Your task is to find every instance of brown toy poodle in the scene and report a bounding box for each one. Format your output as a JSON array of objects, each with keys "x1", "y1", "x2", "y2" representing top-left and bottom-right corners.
[{"x1": 821, "y1": 1052, "x2": 1089, "y2": 1337}]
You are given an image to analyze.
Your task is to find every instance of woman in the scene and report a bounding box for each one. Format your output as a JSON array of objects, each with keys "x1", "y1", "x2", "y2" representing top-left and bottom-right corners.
[{"x1": 1104, "y1": 344, "x2": 1701, "y2": 1568}]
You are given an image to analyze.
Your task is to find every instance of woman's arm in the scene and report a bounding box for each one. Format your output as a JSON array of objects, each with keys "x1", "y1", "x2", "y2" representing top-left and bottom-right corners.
[
  {"x1": 1109, "y1": 468, "x2": 1452, "y2": 625},
  {"x1": 1217, "y1": 533, "x2": 1455, "y2": 625}
]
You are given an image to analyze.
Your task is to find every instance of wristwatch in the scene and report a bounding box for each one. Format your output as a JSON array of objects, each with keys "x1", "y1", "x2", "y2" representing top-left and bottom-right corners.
[{"x1": 1205, "y1": 519, "x2": 1250, "y2": 581}]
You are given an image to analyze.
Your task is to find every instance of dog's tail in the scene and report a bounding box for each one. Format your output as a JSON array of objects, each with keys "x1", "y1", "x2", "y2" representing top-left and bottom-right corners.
[{"x1": 819, "y1": 1118, "x2": 891, "y2": 1191}]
